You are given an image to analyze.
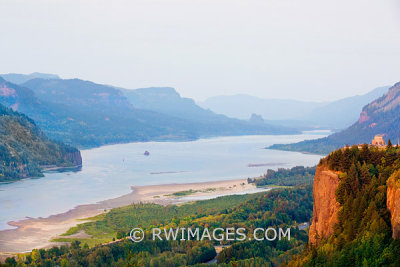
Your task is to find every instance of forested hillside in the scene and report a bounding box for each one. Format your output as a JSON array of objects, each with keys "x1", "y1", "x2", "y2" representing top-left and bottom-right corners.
[
  {"x1": 0, "y1": 73, "x2": 60, "y2": 84},
  {"x1": 248, "y1": 166, "x2": 316, "y2": 187},
  {"x1": 0, "y1": 104, "x2": 81, "y2": 182}
]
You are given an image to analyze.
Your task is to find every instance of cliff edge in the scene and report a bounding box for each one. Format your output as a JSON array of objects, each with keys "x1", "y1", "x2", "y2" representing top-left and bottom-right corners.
[
  {"x1": 309, "y1": 165, "x2": 340, "y2": 246},
  {"x1": 387, "y1": 169, "x2": 400, "y2": 239}
]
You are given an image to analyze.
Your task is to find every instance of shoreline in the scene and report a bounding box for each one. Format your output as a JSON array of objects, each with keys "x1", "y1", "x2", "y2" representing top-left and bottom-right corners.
[
  {"x1": 0, "y1": 178, "x2": 265, "y2": 254},
  {"x1": 42, "y1": 164, "x2": 82, "y2": 172},
  {"x1": 0, "y1": 164, "x2": 82, "y2": 185}
]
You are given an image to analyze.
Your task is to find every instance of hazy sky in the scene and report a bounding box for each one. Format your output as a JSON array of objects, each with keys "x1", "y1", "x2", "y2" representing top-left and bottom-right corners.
[{"x1": 1, "y1": 0, "x2": 399, "y2": 102}]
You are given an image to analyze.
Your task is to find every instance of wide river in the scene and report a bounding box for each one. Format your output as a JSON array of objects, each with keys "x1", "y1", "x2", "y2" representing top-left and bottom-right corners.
[{"x1": 0, "y1": 132, "x2": 328, "y2": 230}]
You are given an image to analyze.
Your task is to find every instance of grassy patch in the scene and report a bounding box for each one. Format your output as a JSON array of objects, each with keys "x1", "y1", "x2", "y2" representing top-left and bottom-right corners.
[
  {"x1": 51, "y1": 237, "x2": 112, "y2": 248},
  {"x1": 167, "y1": 188, "x2": 217, "y2": 197},
  {"x1": 54, "y1": 192, "x2": 261, "y2": 245},
  {"x1": 256, "y1": 185, "x2": 293, "y2": 189}
]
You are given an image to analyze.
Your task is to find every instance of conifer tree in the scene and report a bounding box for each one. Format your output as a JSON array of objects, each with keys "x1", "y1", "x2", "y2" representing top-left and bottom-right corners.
[{"x1": 387, "y1": 139, "x2": 393, "y2": 148}]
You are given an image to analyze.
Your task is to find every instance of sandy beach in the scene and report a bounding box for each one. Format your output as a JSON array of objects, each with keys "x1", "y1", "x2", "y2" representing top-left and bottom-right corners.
[{"x1": 0, "y1": 178, "x2": 260, "y2": 254}]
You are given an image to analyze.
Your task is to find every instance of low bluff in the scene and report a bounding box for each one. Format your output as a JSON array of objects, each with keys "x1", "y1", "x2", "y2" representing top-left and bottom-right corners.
[
  {"x1": 65, "y1": 150, "x2": 83, "y2": 166},
  {"x1": 309, "y1": 166, "x2": 340, "y2": 246}
]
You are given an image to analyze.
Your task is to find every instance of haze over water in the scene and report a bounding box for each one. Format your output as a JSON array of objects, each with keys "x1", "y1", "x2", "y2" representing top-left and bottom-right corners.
[{"x1": 0, "y1": 132, "x2": 328, "y2": 230}]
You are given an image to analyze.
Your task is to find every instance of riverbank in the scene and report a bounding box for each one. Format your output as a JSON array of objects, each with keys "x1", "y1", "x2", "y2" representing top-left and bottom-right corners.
[
  {"x1": 0, "y1": 164, "x2": 83, "y2": 185},
  {"x1": 0, "y1": 178, "x2": 262, "y2": 253}
]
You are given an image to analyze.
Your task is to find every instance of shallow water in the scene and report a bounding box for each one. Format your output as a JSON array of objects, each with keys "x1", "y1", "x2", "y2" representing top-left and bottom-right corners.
[{"x1": 0, "y1": 132, "x2": 328, "y2": 230}]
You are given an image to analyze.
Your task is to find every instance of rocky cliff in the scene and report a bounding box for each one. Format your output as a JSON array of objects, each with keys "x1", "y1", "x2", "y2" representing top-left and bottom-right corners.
[
  {"x1": 387, "y1": 169, "x2": 400, "y2": 239},
  {"x1": 290, "y1": 146, "x2": 400, "y2": 265},
  {"x1": 309, "y1": 165, "x2": 340, "y2": 245},
  {"x1": 310, "y1": 155, "x2": 400, "y2": 244},
  {"x1": 64, "y1": 150, "x2": 82, "y2": 167}
]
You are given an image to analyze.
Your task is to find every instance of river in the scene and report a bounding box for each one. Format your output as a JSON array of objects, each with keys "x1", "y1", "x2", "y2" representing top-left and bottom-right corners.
[{"x1": 0, "y1": 132, "x2": 328, "y2": 230}]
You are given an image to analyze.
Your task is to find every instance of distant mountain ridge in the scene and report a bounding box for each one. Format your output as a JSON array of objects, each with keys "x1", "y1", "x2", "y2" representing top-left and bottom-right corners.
[
  {"x1": 24, "y1": 78, "x2": 134, "y2": 114},
  {"x1": 0, "y1": 103, "x2": 81, "y2": 182},
  {"x1": 121, "y1": 87, "x2": 218, "y2": 121},
  {"x1": 200, "y1": 86, "x2": 389, "y2": 130},
  {"x1": 120, "y1": 87, "x2": 296, "y2": 137},
  {"x1": 124, "y1": 86, "x2": 300, "y2": 134},
  {"x1": 0, "y1": 76, "x2": 298, "y2": 148},
  {"x1": 0, "y1": 77, "x2": 199, "y2": 147},
  {"x1": 0, "y1": 72, "x2": 60, "y2": 84},
  {"x1": 269, "y1": 81, "x2": 400, "y2": 154},
  {"x1": 199, "y1": 94, "x2": 325, "y2": 121},
  {"x1": 301, "y1": 86, "x2": 389, "y2": 129}
]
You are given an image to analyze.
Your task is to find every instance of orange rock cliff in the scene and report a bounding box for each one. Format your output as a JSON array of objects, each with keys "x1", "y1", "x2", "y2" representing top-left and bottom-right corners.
[
  {"x1": 309, "y1": 165, "x2": 340, "y2": 246},
  {"x1": 310, "y1": 165, "x2": 400, "y2": 246},
  {"x1": 387, "y1": 170, "x2": 400, "y2": 239}
]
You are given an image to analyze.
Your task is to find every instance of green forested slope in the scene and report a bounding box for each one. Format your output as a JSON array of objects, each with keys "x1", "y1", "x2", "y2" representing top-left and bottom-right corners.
[{"x1": 0, "y1": 104, "x2": 81, "y2": 182}]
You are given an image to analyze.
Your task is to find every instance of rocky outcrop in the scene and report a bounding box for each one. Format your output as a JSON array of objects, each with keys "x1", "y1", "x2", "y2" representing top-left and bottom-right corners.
[
  {"x1": 358, "y1": 110, "x2": 370, "y2": 123},
  {"x1": 65, "y1": 150, "x2": 83, "y2": 167},
  {"x1": 249, "y1": 113, "x2": 265, "y2": 124},
  {"x1": 309, "y1": 166, "x2": 341, "y2": 246},
  {"x1": 387, "y1": 170, "x2": 400, "y2": 239},
  {"x1": 365, "y1": 82, "x2": 400, "y2": 114}
]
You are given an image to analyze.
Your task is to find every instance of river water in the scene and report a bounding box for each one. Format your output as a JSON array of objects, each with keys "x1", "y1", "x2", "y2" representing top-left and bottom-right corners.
[{"x1": 0, "y1": 132, "x2": 328, "y2": 230}]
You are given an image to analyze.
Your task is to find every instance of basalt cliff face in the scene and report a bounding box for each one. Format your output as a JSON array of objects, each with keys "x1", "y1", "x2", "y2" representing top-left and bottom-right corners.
[
  {"x1": 309, "y1": 165, "x2": 340, "y2": 246},
  {"x1": 387, "y1": 170, "x2": 400, "y2": 239},
  {"x1": 65, "y1": 150, "x2": 82, "y2": 166},
  {"x1": 310, "y1": 164, "x2": 400, "y2": 245},
  {"x1": 290, "y1": 146, "x2": 400, "y2": 265}
]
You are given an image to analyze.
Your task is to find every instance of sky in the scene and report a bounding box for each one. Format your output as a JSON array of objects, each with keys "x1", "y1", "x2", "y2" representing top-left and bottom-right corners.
[{"x1": 1, "y1": 0, "x2": 400, "y2": 102}]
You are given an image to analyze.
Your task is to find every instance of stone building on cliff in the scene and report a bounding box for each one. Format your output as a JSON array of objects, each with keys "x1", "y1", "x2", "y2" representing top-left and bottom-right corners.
[
  {"x1": 354, "y1": 134, "x2": 386, "y2": 149},
  {"x1": 372, "y1": 134, "x2": 385, "y2": 146}
]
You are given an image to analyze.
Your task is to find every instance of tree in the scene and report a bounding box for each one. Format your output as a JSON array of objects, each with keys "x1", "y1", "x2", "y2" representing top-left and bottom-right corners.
[
  {"x1": 60, "y1": 258, "x2": 69, "y2": 267},
  {"x1": 71, "y1": 240, "x2": 81, "y2": 250},
  {"x1": 360, "y1": 144, "x2": 371, "y2": 163},
  {"x1": 31, "y1": 249, "x2": 41, "y2": 264},
  {"x1": 387, "y1": 139, "x2": 393, "y2": 148},
  {"x1": 359, "y1": 163, "x2": 371, "y2": 185},
  {"x1": 342, "y1": 148, "x2": 352, "y2": 171},
  {"x1": 5, "y1": 257, "x2": 17, "y2": 267},
  {"x1": 116, "y1": 230, "x2": 124, "y2": 239}
]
